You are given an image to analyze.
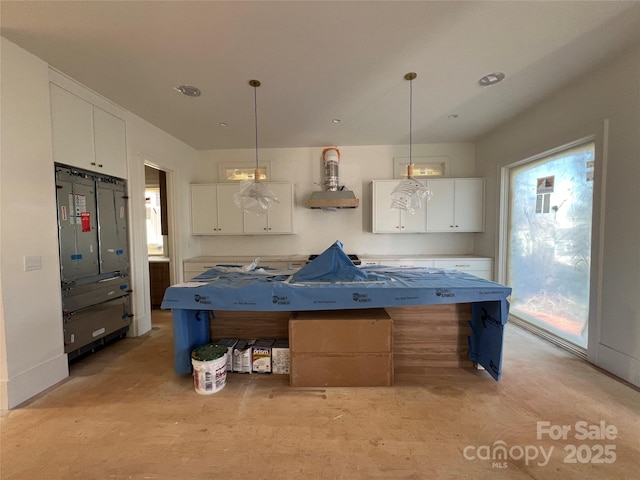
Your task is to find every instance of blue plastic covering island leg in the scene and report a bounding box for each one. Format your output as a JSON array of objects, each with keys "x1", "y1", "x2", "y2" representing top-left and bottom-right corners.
[
  {"x1": 171, "y1": 309, "x2": 211, "y2": 374},
  {"x1": 469, "y1": 300, "x2": 510, "y2": 381}
]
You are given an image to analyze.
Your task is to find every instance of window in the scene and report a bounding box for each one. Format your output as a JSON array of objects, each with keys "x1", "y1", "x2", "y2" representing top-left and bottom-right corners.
[
  {"x1": 145, "y1": 188, "x2": 164, "y2": 256},
  {"x1": 506, "y1": 141, "x2": 595, "y2": 349},
  {"x1": 393, "y1": 156, "x2": 448, "y2": 179},
  {"x1": 219, "y1": 162, "x2": 270, "y2": 182}
]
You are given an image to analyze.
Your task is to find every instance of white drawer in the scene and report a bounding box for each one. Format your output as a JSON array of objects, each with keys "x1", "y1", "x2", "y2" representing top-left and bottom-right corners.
[
  {"x1": 359, "y1": 259, "x2": 381, "y2": 267},
  {"x1": 378, "y1": 259, "x2": 435, "y2": 268},
  {"x1": 433, "y1": 258, "x2": 492, "y2": 270}
]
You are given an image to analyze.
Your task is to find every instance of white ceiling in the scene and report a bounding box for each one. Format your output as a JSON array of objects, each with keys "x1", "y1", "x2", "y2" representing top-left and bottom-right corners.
[{"x1": 2, "y1": 1, "x2": 640, "y2": 151}]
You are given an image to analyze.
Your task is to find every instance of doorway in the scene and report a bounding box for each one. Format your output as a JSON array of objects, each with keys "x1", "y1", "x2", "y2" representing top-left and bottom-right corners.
[
  {"x1": 505, "y1": 139, "x2": 595, "y2": 351},
  {"x1": 145, "y1": 165, "x2": 170, "y2": 310}
]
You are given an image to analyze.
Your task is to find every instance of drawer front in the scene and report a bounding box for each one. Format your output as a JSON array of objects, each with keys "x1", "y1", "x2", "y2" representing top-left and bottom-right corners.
[
  {"x1": 433, "y1": 259, "x2": 492, "y2": 271},
  {"x1": 378, "y1": 259, "x2": 435, "y2": 268}
]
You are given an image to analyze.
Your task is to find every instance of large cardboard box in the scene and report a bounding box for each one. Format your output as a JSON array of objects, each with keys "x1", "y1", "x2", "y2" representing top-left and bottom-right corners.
[{"x1": 289, "y1": 309, "x2": 393, "y2": 387}]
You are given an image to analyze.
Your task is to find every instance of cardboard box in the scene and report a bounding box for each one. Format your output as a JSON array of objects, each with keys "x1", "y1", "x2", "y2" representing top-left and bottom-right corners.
[
  {"x1": 271, "y1": 339, "x2": 290, "y2": 374},
  {"x1": 215, "y1": 338, "x2": 238, "y2": 371},
  {"x1": 232, "y1": 339, "x2": 255, "y2": 373},
  {"x1": 252, "y1": 339, "x2": 274, "y2": 373},
  {"x1": 289, "y1": 309, "x2": 393, "y2": 387}
]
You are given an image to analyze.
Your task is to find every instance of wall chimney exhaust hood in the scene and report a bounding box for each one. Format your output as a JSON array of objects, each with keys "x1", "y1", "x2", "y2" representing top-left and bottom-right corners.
[
  {"x1": 307, "y1": 190, "x2": 359, "y2": 209},
  {"x1": 307, "y1": 147, "x2": 359, "y2": 209}
]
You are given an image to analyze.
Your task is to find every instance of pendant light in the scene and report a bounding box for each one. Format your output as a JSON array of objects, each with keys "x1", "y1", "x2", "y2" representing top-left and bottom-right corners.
[
  {"x1": 390, "y1": 72, "x2": 432, "y2": 213},
  {"x1": 234, "y1": 79, "x2": 279, "y2": 215}
]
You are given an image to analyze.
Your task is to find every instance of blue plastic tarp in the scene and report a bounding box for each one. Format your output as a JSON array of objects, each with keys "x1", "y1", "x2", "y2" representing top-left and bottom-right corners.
[{"x1": 162, "y1": 241, "x2": 512, "y2": 380}]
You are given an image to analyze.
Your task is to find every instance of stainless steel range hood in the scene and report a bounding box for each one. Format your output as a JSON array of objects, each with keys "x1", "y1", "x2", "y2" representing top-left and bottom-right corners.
[
  {"x1": 308, "y1": 147, "x2": 360, "y2": 209},
  {"x1": 307, "y1": 190, "x2": 359, "y2": 209}
]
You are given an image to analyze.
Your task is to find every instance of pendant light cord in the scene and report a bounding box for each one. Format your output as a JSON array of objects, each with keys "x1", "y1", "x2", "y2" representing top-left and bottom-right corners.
[
  {"x1": 409, "y1": 76, "x2": 413, "y2": 167},
  {"x1": 253, "y1": 84, "x2": 259, "y2": 169}
]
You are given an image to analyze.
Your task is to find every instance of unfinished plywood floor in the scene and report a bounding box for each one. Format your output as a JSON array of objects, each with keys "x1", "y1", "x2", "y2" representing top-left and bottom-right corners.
[{"x1": 1, "y1": 310, "x2": 638, "y2": 479}]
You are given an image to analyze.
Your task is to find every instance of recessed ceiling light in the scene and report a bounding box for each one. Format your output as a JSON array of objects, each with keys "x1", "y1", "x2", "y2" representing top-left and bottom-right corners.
[
  {"x1": 174, "y1": 85, "x2": 201, "y2": 97},
  {"x1": 219, "y1": 122, "x2": 228, "y2": 127},
  {"x1": 331, "y1": 118, "x2": 341, "y2": 124},
  {"x1": 448, "y1": 114, "x2": 459, "y2": 119},
  {"x1": 478, "y1": 72, "x2": 505, "y2": 87}
]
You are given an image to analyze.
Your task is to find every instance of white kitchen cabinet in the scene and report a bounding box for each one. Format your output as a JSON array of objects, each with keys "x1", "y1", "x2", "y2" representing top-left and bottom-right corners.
[
  {"x1": 50, "y1": 83, "x2": 127, "y2": 179},
  {"x1": 191, "y1": 182, "x2": 294, "y2": 235},
  {"x1": 243, "y1": 182, "x2": 295, "y2": 234},
  {"x1": 425, "y1": 178, "x2": 484, "y2": 232},
  {"x1": 190, "y1": 184, "x2": 244, "y2": 235},
  {"x1": 372, "y1": 180, "x2": 427, "y2": 233}
]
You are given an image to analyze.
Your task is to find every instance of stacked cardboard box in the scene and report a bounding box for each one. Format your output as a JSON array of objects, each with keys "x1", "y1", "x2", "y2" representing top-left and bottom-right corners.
[{"x1": 289, "y1": 309, "x2": 393, "y2": 387}]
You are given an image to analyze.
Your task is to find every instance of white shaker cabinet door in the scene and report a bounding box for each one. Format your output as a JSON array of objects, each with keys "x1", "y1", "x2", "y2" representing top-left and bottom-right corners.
[
  {"x1": 425, "y1": 179, "x2": 455, "y2": 231},
  {"x1": 372, "y1": 180, "x2": 426, "y2": 233},
  {"x1": 50, "y1": 83, "x2": 95, "y2": 170},
  {"x1": 426, "y1": 178, "x2": 484, "y2": 232},
  {"x1": 453, "y1": 178, "x2": 484, "y2": 232},
  {"x1": 215, "y1": 184, "x2": 244, "y2": 234},
  {"x1": 190, "y1": 185, "x2": 219, "y2": 234},
  {"x1": 93, "y1": 106, "x2": 127, "y2": 179}
]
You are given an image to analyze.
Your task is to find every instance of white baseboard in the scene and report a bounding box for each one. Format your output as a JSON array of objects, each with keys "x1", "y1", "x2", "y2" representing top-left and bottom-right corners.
[
  {"x1": 1, "y1": 353, "x2": 68, "y2": 410},
  {"x1": 596, "y1": 343, "x2": 640, "y2": 388}
]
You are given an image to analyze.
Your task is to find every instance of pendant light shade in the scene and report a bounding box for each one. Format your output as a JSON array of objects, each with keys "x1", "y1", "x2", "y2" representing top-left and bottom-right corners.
[
  {"x1": 390, "y1": 72, "x2": 432, "y2": 213},
  {"x1": 234, "y1": 79, "x2": 279, "y2": 215}
]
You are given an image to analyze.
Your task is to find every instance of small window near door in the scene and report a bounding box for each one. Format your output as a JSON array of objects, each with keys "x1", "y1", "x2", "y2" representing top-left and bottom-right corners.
[{"x1": 145, "y1": 188, "x2": 164, "y2": 256}]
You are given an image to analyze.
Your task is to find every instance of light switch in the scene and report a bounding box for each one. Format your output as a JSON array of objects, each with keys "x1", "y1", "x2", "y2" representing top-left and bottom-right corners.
[{"x1": 24, "y1": 256, "x2": 42, "y2": 271}]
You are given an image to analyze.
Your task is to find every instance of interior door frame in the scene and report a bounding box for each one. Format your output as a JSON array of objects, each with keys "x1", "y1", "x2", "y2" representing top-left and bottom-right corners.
[{"x1": 142, "y1": 158, "x2": 179, "y2": 287}]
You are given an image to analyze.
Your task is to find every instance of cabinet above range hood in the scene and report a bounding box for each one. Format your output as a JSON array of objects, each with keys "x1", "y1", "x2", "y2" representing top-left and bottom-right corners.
[{"x1": 307, "y1": 147, "x2": 359, "y2": 210}]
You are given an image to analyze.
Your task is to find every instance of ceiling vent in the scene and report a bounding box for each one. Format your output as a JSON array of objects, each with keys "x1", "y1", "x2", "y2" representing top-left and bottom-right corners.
[{"x1": 307, "y1": 148, "x2": 359, "y2": 210}]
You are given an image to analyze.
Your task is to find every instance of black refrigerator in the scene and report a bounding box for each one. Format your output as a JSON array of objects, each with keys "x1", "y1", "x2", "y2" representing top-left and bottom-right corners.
[{"x1": 55, "y1": 164, "x2": 132, "y2": 360}]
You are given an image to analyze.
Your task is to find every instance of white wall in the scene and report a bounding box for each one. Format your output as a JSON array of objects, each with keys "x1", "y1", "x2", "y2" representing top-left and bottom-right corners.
[
  {"x1": 475, "y1": 44, "x2": 640, "y2": 386},
  {"x1": 194, "y1": 143, "x2": 477, "y2": 256},
  {"x1": 0, "y1": 38, "x2": 69, "y2": 409},
  {"x1": 125, "y1": 114, "x2": 198, "y2": 336}
]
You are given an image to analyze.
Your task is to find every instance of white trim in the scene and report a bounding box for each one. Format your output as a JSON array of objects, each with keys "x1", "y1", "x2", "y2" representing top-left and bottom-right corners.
[
  {"x1": 596, "y1": 343, "x2": 640, "y2": 388},
  {"x1": 588, "y1": 119, "x2": 609, "y2": 364},
  {"x1": 1, "y1": 354, "x2": 68, "y2": 410},
  {"x1": 497, "y1": 165, "x2": 510, "y2": 284}
]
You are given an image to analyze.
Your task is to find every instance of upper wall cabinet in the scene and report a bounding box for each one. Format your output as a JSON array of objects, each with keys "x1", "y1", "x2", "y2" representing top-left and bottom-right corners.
[
  {"x1": 372, "y1": 180, "x2": 427, "y2": 233},
  {"x1": 50, "y1": 83, "x2": 127, "y2": 179},
  {"x1": 371, "y1": 178, "x2": 484, "y2": 234},
  {"x1": 425, "y1": 178, "x2": 484, "y2": 232},
  {"x1": 191, "y1": 182, "x2": 295, "y2": 235}
]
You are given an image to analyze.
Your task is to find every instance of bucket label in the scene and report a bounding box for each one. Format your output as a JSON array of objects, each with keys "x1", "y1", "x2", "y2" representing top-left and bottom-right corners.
[{"x1": 193, "y1": 354, "x2": 227, "y2": 395}]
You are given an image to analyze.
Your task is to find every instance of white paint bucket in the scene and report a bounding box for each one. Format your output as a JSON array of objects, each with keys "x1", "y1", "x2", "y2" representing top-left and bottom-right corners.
[{"x1": 191, "y1": 343, "x2": 228, "y2": 395}]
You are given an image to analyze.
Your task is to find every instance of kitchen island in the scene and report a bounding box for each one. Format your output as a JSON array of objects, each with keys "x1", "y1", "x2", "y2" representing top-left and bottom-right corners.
[{"x1": 161, "y1": 260, "x2": 511, "y2": 381}]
